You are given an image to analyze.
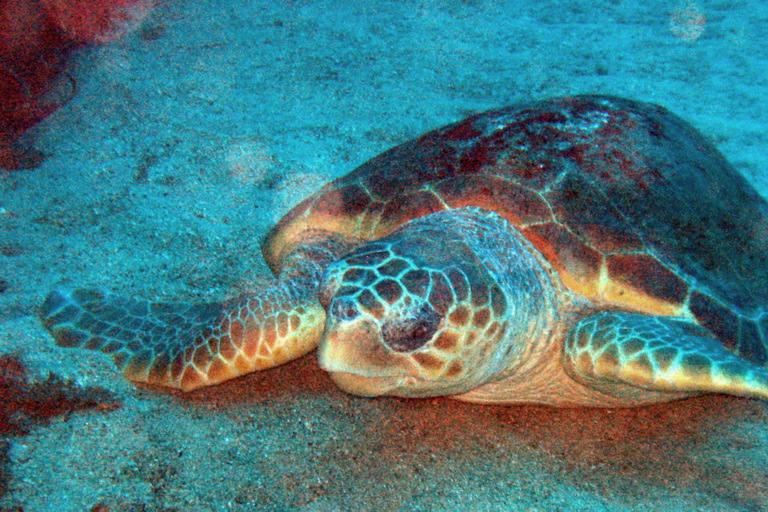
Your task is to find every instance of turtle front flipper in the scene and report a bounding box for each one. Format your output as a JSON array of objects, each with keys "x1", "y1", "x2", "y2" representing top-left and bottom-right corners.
[
  {"x1": 564, "y1": 311, "x2": 768, "y2": 404},
  {"x1": 40, "y1": 234, "x2": 356, "y2": 391}
]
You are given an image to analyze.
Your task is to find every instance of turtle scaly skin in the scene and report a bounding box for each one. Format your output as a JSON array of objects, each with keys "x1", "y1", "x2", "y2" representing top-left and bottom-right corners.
[
  {"x1": 317, "y1": 207, "x2": 768, "y2": 406},
  {"x1": 40, "y1": 96, "x2": 768, "y2": 406}
]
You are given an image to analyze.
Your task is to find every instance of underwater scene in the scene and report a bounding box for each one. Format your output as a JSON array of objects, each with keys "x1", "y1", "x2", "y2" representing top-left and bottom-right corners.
[{"x1": 2, "y1": 0, "x2": 768, "y2": 510}]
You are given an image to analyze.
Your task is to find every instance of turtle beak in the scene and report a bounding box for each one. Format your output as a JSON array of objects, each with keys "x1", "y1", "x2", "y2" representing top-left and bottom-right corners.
[
  {"x1": 318, "y1": 315, "x2": 410, "y2": 397},
  {"x1": 326, "y1": 371, "x2": 405, "y2": 397}
]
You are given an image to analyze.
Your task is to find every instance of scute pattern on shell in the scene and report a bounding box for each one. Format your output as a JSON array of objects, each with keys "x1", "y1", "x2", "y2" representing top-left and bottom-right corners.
[{"x1": 265, "y1": 95, "x2": 768, "y2": 366}]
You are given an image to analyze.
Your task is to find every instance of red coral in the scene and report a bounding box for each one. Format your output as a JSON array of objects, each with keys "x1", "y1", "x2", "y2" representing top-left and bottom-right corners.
[
  {"x1": 0, "y1": 0, "x2": 156, "y2": 170},
  {"x1": 42, "y1": 0, "x2": 155, "y2": 44}
]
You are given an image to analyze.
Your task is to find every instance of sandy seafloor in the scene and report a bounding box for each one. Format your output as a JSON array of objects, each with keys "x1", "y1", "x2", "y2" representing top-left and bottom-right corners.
[{"x1": 2, "y1": 0, "x2": 768, "y2": 510}]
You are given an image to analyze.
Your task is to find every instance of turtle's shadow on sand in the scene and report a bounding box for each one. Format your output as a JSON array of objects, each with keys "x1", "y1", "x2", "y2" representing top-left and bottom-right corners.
[{"x1": 137, "y1": 354, "x2": 768, "y2": 508}]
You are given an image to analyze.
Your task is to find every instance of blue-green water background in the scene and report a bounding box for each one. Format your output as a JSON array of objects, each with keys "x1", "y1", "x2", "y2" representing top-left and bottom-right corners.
[{"x1": 1, "y1": 0, "x2": 767, "y2": 510}]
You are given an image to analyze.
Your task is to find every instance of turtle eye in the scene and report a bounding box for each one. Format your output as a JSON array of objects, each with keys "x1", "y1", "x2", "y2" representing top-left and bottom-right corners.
[
  {"x1": 383, "y1": 303, "x2": 441, "y2": 352},
  {"x1": 411, "y1": 322, "x2": 431, "y2": 341},
  {"x1": 330, "y1": 297, "x2": 359, "y2": 321}
]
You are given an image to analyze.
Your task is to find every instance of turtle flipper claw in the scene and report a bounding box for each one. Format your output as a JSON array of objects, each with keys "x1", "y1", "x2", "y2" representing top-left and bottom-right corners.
[{"x1": 564, "y1": 312, "x2": 768, "y2": 404}]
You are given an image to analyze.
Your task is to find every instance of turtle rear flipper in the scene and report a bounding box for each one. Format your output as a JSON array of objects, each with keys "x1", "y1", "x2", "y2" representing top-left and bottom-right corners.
[
  {"x1": 40, "y1": 285, "x2": 325, "y2": 391},
  {"x1": 564, "y1": 312, "x2": 768, "y2": 404}
]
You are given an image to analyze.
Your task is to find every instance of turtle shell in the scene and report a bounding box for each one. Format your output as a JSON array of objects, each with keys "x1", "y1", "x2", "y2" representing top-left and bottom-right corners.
[{"x1": 264, "y1": 95, "x2": 768, "y2": 364}]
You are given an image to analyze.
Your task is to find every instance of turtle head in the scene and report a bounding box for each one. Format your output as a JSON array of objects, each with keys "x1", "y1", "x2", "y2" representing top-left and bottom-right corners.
[{"x1": 317, "y1": 207, "x2": 555, "y2": 399}]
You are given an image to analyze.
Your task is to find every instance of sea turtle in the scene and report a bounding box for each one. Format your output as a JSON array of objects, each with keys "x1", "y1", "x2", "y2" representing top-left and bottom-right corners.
[{"x1": 41, "y1": 95, "x2": 768, "y2": 407}]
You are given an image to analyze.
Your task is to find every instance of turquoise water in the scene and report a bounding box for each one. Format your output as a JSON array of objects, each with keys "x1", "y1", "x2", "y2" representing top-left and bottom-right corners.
[{"x1": 1, "y1": 0, "x2": 767, "y2": 510}]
